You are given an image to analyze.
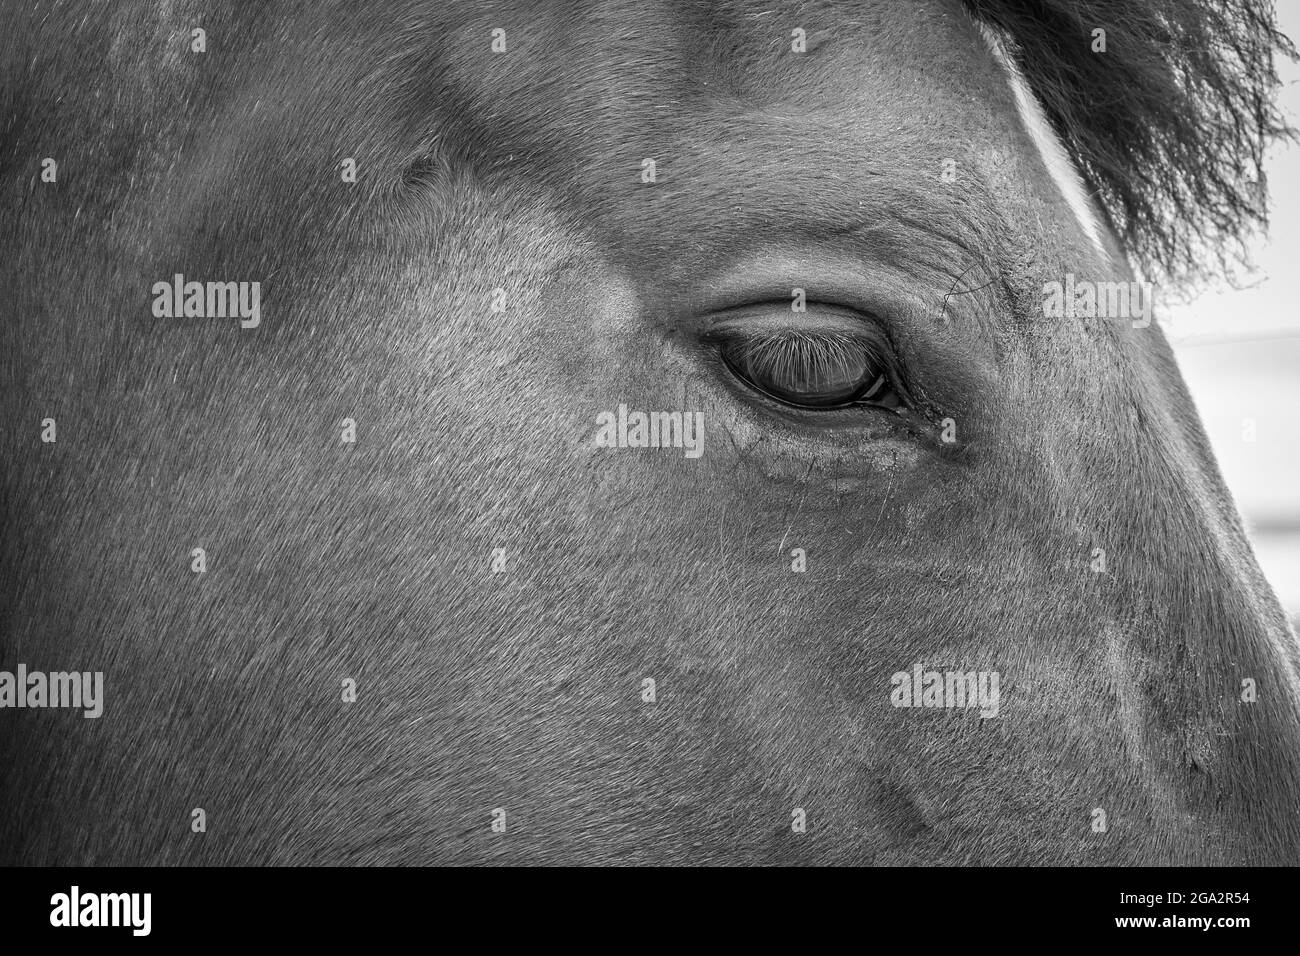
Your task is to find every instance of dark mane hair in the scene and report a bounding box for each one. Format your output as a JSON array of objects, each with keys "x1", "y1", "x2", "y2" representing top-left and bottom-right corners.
[{"x1": 961, "y1": 0, "x2": 1295, "y2": 284}]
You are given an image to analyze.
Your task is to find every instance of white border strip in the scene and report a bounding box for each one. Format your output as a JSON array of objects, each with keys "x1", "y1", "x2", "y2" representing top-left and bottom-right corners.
[{"x1": 977, "y1": 22, "x2": 1109, "y2": 257}]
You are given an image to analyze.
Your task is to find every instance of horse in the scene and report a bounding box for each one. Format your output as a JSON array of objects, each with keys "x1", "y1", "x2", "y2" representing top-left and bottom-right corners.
[{"x1": 2, "y1": 0, "x2": 1298, "y2": 865}]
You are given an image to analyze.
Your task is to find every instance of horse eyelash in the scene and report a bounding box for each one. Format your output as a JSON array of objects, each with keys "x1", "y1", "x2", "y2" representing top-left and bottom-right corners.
[{"x1": 726, "y1": 328, "x2": 887, "y2": 384}]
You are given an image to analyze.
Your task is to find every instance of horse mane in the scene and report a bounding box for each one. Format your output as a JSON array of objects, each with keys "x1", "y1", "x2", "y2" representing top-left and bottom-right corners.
[{"x1": 961, "y1": 0, "x2": 1295, "y2": 285}]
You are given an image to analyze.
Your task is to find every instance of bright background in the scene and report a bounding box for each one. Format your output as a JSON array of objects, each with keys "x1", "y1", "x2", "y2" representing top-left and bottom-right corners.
[{"x1": 1169, "y1": 5, "x2": 1299, "y2": 622}]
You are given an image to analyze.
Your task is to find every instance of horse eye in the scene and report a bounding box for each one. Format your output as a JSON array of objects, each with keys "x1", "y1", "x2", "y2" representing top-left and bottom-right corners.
[{"x1": 715, "y1": 328, "x2": 904, "y2": 410}]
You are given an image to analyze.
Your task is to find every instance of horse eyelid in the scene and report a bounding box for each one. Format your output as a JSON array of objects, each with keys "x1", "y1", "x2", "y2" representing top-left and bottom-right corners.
[{"x1": 704, "y1": 322, "x2": 910, "y2": 412}]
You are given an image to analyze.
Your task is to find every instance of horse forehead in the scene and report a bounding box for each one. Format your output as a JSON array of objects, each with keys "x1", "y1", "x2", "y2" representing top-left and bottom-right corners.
[
  {"x1": 412, "y1": 0, "x2": 1080, "y2": 301},
  {"x1": 432, "y1": 0, "x2": 1015, "y2": 179}
]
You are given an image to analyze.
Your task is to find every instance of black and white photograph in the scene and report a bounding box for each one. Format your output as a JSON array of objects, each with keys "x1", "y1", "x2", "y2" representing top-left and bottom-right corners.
[{"x1": 2, "y1": 0, "x2": 1298, "y2": 936}]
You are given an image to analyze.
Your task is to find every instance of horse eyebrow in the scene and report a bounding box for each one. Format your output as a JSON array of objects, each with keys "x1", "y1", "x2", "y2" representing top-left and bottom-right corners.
[
  {"x1": 959, "y1": 0, "x2": 1295, "y2": 286},
  {"x1": 807, "y1": 169, "x2": 1022, "y2": 302}
]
